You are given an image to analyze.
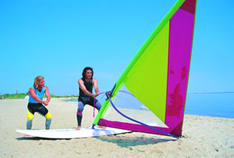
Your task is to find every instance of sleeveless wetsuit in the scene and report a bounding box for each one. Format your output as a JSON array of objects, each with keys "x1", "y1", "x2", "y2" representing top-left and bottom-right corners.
[
  {"x1": 78, "y1": 78, "x2": 97, "y2": 105},
  {"x1": 77, "y1": 78, "x2": 101, "y2": 126},
  {"x1": 27, "y1": 86, "x2": 52, "y2": 130}
]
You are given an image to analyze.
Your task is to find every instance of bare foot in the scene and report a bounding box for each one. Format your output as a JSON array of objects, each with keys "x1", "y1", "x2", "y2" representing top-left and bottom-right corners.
[
  {"x1": 76, "y1": 126, "x2": 81, "y2": 130},
  {"x1": 99, "y1": 126, "x2": 106, "y2": 129}
]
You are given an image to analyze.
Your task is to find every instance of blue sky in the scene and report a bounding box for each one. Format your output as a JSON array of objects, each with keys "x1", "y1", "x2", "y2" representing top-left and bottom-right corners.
[{"x1": 0, "y1": 0, "x2": 233, "y2": 96}]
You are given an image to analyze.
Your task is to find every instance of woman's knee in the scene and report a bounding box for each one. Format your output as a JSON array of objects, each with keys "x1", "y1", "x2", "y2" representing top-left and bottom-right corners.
[
  {"x1": 27, "y1": 109, "x2": 34, "y2": 120},
  {"x1": 45, "y1": 112, "x2": 52, "y2": 119}
]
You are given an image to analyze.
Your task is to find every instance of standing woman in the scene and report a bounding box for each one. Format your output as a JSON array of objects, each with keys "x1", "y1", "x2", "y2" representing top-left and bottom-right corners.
[{"x1": 27, "y1": 76, "x2": 52, "y2": 130}]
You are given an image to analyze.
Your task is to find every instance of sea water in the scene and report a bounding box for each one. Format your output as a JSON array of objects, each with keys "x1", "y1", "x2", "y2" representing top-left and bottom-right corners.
[
  {"x1": 68, "y1": 93, "x2": 234, "y2": 118},
  {"x1": 185, "y1": 92, "x2": 234, "y2": 118}
]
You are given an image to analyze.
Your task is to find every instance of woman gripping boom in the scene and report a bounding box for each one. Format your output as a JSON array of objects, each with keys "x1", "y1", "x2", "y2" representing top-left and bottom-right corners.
[{"x1": 26, "y1": 76, "x2": 52, "y2": 130}]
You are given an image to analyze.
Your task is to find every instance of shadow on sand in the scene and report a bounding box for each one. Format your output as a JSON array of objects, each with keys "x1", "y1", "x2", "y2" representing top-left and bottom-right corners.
[
  {"x1": 94, "y1": 132, "x2": 177, "y2": 148},
  {"x1": 15, "y1": 137, "x2": 71, "y2": 141},
  {"x1": 15, "y1": 132, "x2": 178, "y2": 147}
]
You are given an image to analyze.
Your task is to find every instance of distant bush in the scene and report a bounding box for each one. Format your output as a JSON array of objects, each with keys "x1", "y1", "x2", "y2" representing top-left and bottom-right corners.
[
  {"x1": 51, "y1": 95, "x2": 78, "y2": 98},
  {"x1": 0, "y1": 93, "x2": 78, "y2": 99},
  {"x1": 0, "y1": 93, "x2": 27, "y2": 99}
]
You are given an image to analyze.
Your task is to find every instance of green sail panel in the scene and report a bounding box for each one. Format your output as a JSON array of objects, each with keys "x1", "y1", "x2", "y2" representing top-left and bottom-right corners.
[{"x1": 124, "y1": 22, "x2": 169, "y2": 122}]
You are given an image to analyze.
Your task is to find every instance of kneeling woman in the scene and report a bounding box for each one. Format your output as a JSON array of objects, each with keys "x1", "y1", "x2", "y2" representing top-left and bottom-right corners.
[{"x1": 26, "y1": 76, "x2": 52, "y2": 130}]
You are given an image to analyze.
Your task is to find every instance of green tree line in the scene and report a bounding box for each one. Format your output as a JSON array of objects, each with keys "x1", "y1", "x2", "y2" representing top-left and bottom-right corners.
[{"x1": 0, "y1": 93, "x2": 78, "y2": 99}]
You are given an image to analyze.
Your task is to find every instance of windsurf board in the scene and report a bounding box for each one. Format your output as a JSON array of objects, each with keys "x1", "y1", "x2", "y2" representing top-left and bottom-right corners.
[{"x1": 16, "y1": 127, "x2": 131, "y2": 139}]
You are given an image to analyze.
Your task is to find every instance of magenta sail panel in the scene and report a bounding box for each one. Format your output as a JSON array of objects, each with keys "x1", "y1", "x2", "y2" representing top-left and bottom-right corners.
[
  {"x1": 166, "y1": 0, "x2": 196, "y2": 137},
  {"x1": 99, "y1": 119, "x2": 171, "y2": 136}
]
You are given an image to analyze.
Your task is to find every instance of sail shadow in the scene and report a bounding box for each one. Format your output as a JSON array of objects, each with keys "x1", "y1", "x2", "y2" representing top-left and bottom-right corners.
[{"x1": 94, "y1": 133, "x2": 176, "y2": 148}]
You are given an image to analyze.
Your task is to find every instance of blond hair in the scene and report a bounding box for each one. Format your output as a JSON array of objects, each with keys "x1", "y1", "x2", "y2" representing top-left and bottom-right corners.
[{"x1": 33, "y1": 76, "x2": 44, "y2": 88}]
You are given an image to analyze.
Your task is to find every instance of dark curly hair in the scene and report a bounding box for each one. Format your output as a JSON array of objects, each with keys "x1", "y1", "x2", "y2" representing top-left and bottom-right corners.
[{"x1": 82, "y1": 67, "x2": 93, "y2": 79}]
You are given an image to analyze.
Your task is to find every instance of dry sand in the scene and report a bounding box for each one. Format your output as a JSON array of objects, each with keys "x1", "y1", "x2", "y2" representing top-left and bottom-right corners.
[{"x1": 0, "y1": 98, "x2": 233, "y2": 158}]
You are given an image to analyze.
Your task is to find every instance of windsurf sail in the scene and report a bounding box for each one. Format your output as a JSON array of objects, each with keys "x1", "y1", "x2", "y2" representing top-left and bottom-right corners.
[{"x1": 93, "y1": 0, "x2": 196, "y2": 137}]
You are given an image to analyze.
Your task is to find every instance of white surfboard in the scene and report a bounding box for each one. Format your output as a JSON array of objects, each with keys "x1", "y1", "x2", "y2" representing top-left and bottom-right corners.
[{"x1": 16, "y1": 127, "x2": 131, "y2": 139}]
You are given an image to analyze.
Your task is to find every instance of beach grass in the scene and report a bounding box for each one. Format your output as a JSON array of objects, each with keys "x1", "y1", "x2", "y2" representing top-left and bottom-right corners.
[
  {"x1": 0, "y1": 93, "x2": 27, "y2": 99},
  {"x1": 0, "y1": 93, "x2": 78, "y2": 99}
]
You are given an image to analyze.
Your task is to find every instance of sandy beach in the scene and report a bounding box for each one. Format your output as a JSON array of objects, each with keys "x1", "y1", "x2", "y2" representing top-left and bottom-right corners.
[{"x1": 0, "y1": 98, "x2": 233, "y2": 158}]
